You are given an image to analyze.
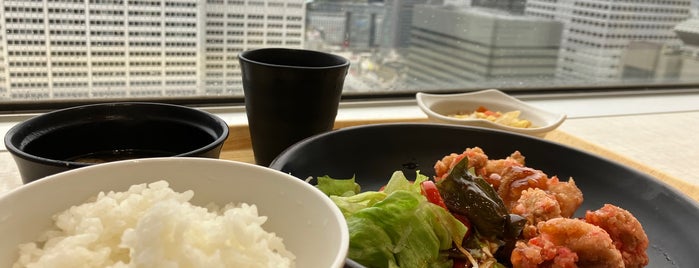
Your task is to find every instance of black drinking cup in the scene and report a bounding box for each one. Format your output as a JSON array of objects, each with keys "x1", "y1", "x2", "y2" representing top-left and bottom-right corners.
[{"x1": 239, "y1": 48, "x2": 350, "y2": 166}]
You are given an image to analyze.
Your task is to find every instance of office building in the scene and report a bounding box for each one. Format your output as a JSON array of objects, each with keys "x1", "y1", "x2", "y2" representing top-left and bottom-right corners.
[
  {"x1": 525, "y1": 0, "x2": 692, "y2": 82},
  {"x1": 0, "y1": 0, "x2": 305, "y2": 100},
  {"x1": 471, "y1": 0, "x2": 526, "y2": 14},
  {"x1": 620, "y1": 41, "x2": 682, "y2": 82},
  {"x1": 380, "y1": 0, "x2": 436, "y2": 49},
  {"x1": 307, "y1": 10, "x2": 348, "y2": 46},
  {"x1": 307, "y1": 1, "x2": 384, "y2": 50},
  {"x1": 673, "y1": 17, "x2": 699, "y2": 81},
  {"x1": 1, "y1": 0, "x2": 201, "y2": 100},
  {"x1": 201, "y1": 0, "x2": 305, "y2": 95},
  {"x1": 405, "y1": 5, "x2": 562, "y2": 90},
  {"x1": 618, "y1": 18, "x2": 699, "y2": 83}
]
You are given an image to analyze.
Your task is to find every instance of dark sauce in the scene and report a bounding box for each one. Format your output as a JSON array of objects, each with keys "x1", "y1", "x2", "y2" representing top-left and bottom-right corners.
[{"x1": 65, "y1": 149, "x2": 175, "y2": 164}]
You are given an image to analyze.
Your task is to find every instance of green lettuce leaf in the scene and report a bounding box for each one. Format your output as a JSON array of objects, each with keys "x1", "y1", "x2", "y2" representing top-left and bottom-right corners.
[
  {"x1": 347, "y1": 190, "x2": 466, "y2": 268},
  {"x1": 330, "y1": 191, "x2": 387, "y2": 218},
  {"x1": 316, "y1": 175, "x2": 361, "y2": 196},
  {"x1": 316, "y1": 171, "x2": 467, "y2": 268},
  {"x1": 381, "y1": 170, "x2": 429, "y2": 194}
]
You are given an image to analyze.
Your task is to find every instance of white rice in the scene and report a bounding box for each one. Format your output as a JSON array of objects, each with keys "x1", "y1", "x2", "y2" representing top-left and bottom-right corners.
[{"x1": 13, "y1": 180, "x2": 295, "y2": 268}]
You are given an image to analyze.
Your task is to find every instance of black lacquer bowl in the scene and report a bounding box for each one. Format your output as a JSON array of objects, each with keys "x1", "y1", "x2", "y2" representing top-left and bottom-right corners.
[
  {"x1": 270, "y1": 123, "x2": 699, "y2": 267},
  {"x1": 4, "y1": 102, "x2": 229, "y2": 183}
]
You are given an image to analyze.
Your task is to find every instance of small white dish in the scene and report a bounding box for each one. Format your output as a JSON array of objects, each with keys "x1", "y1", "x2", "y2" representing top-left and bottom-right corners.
[{"x1": 416, "y1": 89, "x2": 566, "y2": 137}]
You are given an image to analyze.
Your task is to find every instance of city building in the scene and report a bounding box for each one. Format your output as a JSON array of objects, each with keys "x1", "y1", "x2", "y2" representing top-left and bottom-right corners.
[
  {"x1": 307, "y1": 10, "x2": 348, "y2": 47},
  {"x1": 673, "y1": 17, "x2": 699, "y2": 81},
  {"x1": 405, "y1": 5, "x2": 562, "y2": 90},
  {"x1": 525, "y1": 0, "x2": 692, "y2": 82},
  {"x1": 201, "y1": 0, "x2": 305, "y2": 96},
  {"x1": 0, "y1": 0, "x2": 306, "y2": 100},
  {"x1": 0, "y1": 22, "x2": 5, "y2": 99},
  {"x1": 380, "y1": 0, "x2": 437, "y2": 49},
  {"x1": 471, "y1": 0, "x2": 526, "y2": 14},
  {"x1": 620, "y1": 41, "x2": 682, "y2": 82},
  {"x1": 307, "y1": 1, "x2": 384, "y2": 50}
]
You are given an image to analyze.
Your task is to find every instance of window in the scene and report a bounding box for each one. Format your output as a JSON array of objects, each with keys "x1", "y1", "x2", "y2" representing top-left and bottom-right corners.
[{"x1": 0, "y1": 0, "x2": 697, "y2": 108}]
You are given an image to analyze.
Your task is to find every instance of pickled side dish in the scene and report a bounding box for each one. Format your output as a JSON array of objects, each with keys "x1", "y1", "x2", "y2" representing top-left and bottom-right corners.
[{"x1": 449, "y1": 106, "x2": 533, "y2": 128}]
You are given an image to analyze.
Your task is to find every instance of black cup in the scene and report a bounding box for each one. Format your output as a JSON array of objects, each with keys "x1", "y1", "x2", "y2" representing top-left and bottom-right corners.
[{"x1": 239, "y1": 48, "x2": 350, "y2": 166}]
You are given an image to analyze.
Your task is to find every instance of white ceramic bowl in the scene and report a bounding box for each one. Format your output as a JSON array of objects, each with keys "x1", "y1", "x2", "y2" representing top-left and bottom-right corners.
[
  {"x1": 416, "y1": 89, "x2": 566, "y2": 137},
  {"x1": 0, "y1": 158, "x2": 349, "y2": 268}
]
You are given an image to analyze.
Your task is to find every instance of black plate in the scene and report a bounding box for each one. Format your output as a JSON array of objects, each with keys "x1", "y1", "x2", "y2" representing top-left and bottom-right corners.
[{"x1": 270, "y1": 123, "x2": 699, "y2": 267}]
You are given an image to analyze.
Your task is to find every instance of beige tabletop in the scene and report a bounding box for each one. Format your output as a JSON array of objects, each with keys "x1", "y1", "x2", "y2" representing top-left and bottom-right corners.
[
  {"x1": 1, "y1": 112, "x2": 699, "y2": 203},
  {"x1": 559, "y1": 111, "x2": 699, "y2": 186}
]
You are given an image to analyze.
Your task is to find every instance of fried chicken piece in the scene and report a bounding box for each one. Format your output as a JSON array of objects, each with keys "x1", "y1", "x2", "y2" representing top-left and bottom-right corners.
[
  {"x1": 585, "y1": 204, "x2": 649, "y2": 268},
  {"x1": 484, "y1": 150, "x2": 525, "y2": 176},
  {"x1": 511, "y1": 188, "x2": 563, "y2": 239},
  {"x1": 434, "y1": 147, "x2": 489, "y2": 180},
  {"x1": 496, "y1": 165, "x2": 583, "y2": 217},
  {"x1": 434, "y1": 152, "x2": 461, "y2": 180},
  {"x1": 512, "y1": 188, "x2": 562, "y2": 225},
  {"x1": 511, "y1": 237, "x2": 578, "y2": 268},
  {"x1": 511, "y1": 218, "x2": 624, "y2": 268},
  {"x1": 463, "y1": 146, "x2": 489, "y2": 174},
  {"x1": 483, "y1": 150, "x2": 525, "y2": 189},
  {"x1": 546, "y1": 177, "x2": 584, "y2": 218},
  {"x1": 497, "y1": 166, "x2": 550, "y2": 210},
  {"x1": 434, "y1": 148, "x2": 526, "y2": 189}
]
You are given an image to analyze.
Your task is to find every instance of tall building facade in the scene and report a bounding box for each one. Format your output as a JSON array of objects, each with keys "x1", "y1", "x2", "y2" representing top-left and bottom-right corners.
[
  {"x1": 672, "y1": 17, "x2": 699, "y2": 80},
  {"x1": 380, "y1": 0, "x2": 436, "y2": 49},
  {"x1": 0, "y1": 0, "x2": 305, "y2": 100},
  {"x1": 620, "y1": 41, "x2": 682, "y2": 82},
  {"x1": 471, "y1": 0, "x2": 526, "y2": 14},
  {"x1": 201, "y1": 0, "x2": 305, "y2": 95},
  {"x1": 405, "y1": 6, "x2": 562, "y2": 90},
  {"x1": 307, "y1": 10, "x2": 348, "y2": 46},
  {"x1": 307, "y1": 1, "x2": 384, "y2": 50},
  {"x1": 525, "y1": 0, "x2": 692, "y2": 81}
]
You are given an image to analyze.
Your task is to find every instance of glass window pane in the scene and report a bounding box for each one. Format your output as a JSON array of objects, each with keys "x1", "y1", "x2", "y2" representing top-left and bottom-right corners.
[{"x1": 0, "y1": 0, "x2": 697, "y2": 107}]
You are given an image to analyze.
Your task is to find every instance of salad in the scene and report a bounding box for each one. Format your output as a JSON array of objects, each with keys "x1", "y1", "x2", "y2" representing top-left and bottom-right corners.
[
  {"x1": 315, "y1": 157, "x2": 524, "y2": 267},
  {"x1": 313, "y1": 147, "x2": 649, "y2": 268}
]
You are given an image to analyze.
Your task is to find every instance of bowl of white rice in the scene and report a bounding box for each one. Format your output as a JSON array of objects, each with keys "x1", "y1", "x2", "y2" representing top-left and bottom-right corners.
[{"x1": 0, "y1": 157, "x2": 349, "y2": 268}]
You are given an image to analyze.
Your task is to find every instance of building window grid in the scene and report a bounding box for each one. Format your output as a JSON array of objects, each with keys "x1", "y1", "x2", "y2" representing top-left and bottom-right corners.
[
  {"x1": 129, "y1": 0, "x2": 162, "y2": 7},
  {"x1": 89, "y1": 0, "x2": 124, "y2": 5},
  {"x1": 0, "y1": 0, "x2": 308, "y2": 100}
]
